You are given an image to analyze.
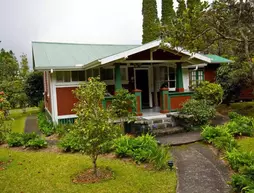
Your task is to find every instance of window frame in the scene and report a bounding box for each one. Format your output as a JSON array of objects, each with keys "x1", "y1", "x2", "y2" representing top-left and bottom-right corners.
[
  {"x1": 55, "y1": 71, "x2": 86, "y2": 84},
  {"x1": 189, "y1": 69, "x2": 204, "y2": 87}
]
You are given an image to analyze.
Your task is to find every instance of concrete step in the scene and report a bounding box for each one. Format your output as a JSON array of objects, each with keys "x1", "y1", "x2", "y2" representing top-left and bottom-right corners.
[
  {"x1": 148, "y1": 122, "x2": 173, "y2": 130},
  {"x1": 151, "y1": 126, "x2": 184, "y2": 137}
]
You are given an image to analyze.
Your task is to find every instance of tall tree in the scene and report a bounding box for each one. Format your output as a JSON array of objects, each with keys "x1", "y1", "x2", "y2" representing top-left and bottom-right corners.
[
  {"x1": 24, "y1": 71, "x2": 43, "y2": 106},
  {"x1": 20, "y1": 54, "x2": 29, "y2": 78},
  {"x1": 142, "y1": 0, "x2": 160, "y2": 44},
  {"x1": 0, "y1": 49, "x2": 19, "y2": 81},
  {"x1": 177, "y1": 0, "x2": 186, "y2": 17},
  {"x1": 161, "y1": 0, "x2": 175, "y2": 26}
]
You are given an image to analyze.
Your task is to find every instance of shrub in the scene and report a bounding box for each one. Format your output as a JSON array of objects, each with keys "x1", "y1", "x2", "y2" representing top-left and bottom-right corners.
[
  {"x1": 59, "y1": 132, "x2": 84, "y2": 152},
  {"x1": 114, "y1": 134, "x2": 170, "y2": 170},
  {"x1": 7, "y1": 133, "x2": 24, "y2": 147},
  {"x1": 37, "y1": 112, "x2": 54, "y2": 136},
  {"x1": 226, "y1": 149, "x2": 254, "y2": 171},
  {"x1": 227, "y1": 113, "x2": 254, "y2": 136},
  {"x1": 201, "y1": 125, "x2": 237, "y2": 151},
  {"x1": 54, "y1": 124, "x2": 68, "y2": 137},
  {"x1": 179, "y1": 99, "x2": 216, "y2": 126},
  {"x1": 22, "y1": 132, "x2": 38, "y2": 144},
  {"x1": 38, "y1": 100, "x2": 45, "y2": 112},
  {"x1": 193, "y1": 81, "x2": 224, "y2": 105},
  {"x1": 25, "y1": 137, "x2": 47, "y2": 149},
  {"x1": 231, "y1": 173, "x2": 254, "y2": 193},
  {"x1": 0, "y1": 112, "x2": 11, "y2": 144}
]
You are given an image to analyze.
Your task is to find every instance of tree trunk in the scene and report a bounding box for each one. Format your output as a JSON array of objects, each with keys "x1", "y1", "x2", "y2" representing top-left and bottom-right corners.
[{"x1": 92, "y1": 155, "x2": 98, "y2": 177}]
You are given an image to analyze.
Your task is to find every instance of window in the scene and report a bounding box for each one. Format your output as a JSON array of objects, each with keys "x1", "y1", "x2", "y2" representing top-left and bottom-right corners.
[
  {"x1": 56, "y1": 71, "x2": 71, "y2": 82},
  {"x1": 72, "y1": 71, "x2": 86, "y2": 81},
  {"x1": 157, "y1": 66, "x2": 176, "y2": 90},
  {"x1": 189, "y1": 70, "x2": 204, "y2": 86},
  {"x1": 56, "y1": 71, "x2": 86, "y2": 83},
  {"x1": 101, "y1": 68, "x2": 114, "y2": 81},
  {"x1": 86, "y1": 68, "x2": 100, "y2": 80},
  {"x1": 120, "y1": 67, "x2": 128, "y2": 81}
]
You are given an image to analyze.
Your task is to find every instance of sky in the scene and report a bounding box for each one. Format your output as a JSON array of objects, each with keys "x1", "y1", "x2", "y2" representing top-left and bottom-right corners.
[{"x1": 0, "y1": 0, "x2": 165, "y2": 67}]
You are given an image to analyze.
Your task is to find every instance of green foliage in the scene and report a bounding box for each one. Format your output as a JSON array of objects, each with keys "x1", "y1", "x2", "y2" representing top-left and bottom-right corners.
[
  {"x1": 24, "y1": 71, "x2": 44, "y2": 106},
  {"x1": 193, "y1": 81, "x2": 223, "y2": 105},
  {"x1": 19, "y1": 54, "x2": 29, "y2": 78},
  {"x1": 231, "y1": 173, "x2": 254, "y2": 193},
  {"x1": 59, "y1": 132, "x2": 84, "y2": 152},
  {"x1": 72, "y1": 77, "x2": 120, "y2": 175},
  {"x1": 111, "y1": 89, "x2": 136, "y2": 128},
  {"x1": 25, "y1": 137, "x2": 47, "y2": 149},
  {"x1": 38, "y1": 100, "x2": 45, "y2": 113},
  {"x1": 37, "y1": 112, "x2": 54, "y2": 136},
  {"x1": 226, "y1": 149, "x2": 254, "y2": 172},
  {"x1": 7, "y1": 132, "x2": 24, "y2": 147},
  {"x1": 179, "y1": 99, "x2": 216, "y2": 126},
  {"x1": 201, "y1": 125, "x2": 238, "y2": 151},
  {"x1": 0, "y1": 111, "x2": 11, "y2": 144},
  {"x1": 176, "y1": 0, "x2": 186, "y2": 17},
  {"x1": 6, "y1": 132, "x2": 47, "y2": 148},
  {"x1": 227, "y1": 112, "x2": 254, "y2": 136},
  {"x1": 0, "y1": 49, "x2": 19, "y2": 81},
  {"x1": 114, "y1": 134, "x2": 170, "y2": 170},
  {"x1": 216, "y1": 61, "x2": 252, "y2": 104},
  {"x1": 0, "y1": 79, "x2": 28, "y2": 109},
  {"x1": 161, "y1": 0, "x2": 175, "y2": 26},
  {"x1": 142, "y1": 0, "x2": 160, "y2": 43}
]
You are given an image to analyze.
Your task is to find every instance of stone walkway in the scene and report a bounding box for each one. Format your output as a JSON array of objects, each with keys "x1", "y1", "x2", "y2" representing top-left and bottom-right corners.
[
  {"x1": 172, "y1": 143, "x2": 231, "y2": 193},
  {"x1": 24, "y1": 115, "x2": 41, "y2": 134},
  {"x1": 156, "y1": 131, "x2": 202, "y2": 146}
]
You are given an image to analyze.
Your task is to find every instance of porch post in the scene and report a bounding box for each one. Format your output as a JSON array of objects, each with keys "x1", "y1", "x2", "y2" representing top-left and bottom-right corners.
[
  {"x1": 160, "y1": 88, "x2": 169, "y2": 113},
  {"x1": 115, "y1": 64, "x2": 122, "y2": 91},
  {"x1": 176, "y1": 63, "x2": 184, "y2": 92},
  {"x1": 133, "y1": 89, "x2": 143, "y2": 116}
]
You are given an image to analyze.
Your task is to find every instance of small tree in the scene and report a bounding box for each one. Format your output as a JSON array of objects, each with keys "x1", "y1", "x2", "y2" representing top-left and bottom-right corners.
[
  {"x1": 111, "y1": 89, "x2": 136, "y2": 129},
  {"x1": 0, "y1": 91, "x2": 10, "y2": 117},
  {"x1": 72, "y1": 77, "x2": 120, "y2": 176},
  {"x1": 20, "y1": 54, "x2": 29, "y2": 78},
  {"x1": 193, "y1": 81, "x2": 224, "y2": 105}
]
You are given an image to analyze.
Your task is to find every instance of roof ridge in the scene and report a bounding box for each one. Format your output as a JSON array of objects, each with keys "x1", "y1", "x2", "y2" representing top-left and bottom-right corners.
[{"x1": 32, "y1": 41, "x2": 140, "y2": 47}]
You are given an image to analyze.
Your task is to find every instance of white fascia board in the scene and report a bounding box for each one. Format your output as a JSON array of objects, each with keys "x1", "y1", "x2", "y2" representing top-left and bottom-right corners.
[
  {"x1": 98, "y1": 40, "x2": 161, "y2": 65},
  {"x1": 183, "y1": 63, "x2": 207, "y2": 68},
  {"x1": 164, "y1": 43, "x2": 211, "y2": 63}
]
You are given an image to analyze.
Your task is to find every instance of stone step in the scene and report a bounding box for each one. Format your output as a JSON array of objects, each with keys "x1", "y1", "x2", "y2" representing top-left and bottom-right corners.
[
  {"x1": 151, "y1": 126, "x2": 184, "y2": 137},
  {"x1": 148, "y1": 122, "x2": 173, "y2": 130}
]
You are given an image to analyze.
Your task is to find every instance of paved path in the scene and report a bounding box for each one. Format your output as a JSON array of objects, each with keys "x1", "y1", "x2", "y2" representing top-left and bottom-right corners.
[
  {"x1": 172, "y1": 143, "x2": 231, "y2": 193},
  {"x1": 24, "y1": 115, "x2": 41, "y2": 134},
  {"x1": 156, "y1": 131, "x2": 202, "y2": 146}
]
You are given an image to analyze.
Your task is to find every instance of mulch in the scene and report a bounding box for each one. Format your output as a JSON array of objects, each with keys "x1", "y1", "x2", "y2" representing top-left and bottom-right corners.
[{"x1": 72, "y1": 168, "x2": 114, "y2": 184}]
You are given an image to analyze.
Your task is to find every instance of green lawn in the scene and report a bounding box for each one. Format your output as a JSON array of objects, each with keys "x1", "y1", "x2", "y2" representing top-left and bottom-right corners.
[
  {"x1": 5, "y1": 107, "x2": 39, "y2": 133},
  {"x1": 9, "y1": 107, "x2": 39, "y2": 119},
  {"x1": 0, "y1": 148, "x2": 176, "y2": 193},
  {"x1": 237, "y1": 137, "x2": 254, "y2": 153},
  {"x1": 217, "y1": 101, "x2": 254, "y2": 117}
]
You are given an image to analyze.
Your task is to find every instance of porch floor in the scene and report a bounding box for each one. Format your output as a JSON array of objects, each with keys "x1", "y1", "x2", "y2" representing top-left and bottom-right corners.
[{"x1": 142, "y1": 107, "x2": 166, "y2": 119}]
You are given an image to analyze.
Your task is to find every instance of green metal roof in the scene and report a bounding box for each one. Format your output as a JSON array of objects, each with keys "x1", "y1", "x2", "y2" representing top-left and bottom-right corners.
[
  {"x1": 205, "y1": 54, "x2": 232, "y2": 64},
  {"x1": 32, "y1": 42, "x2": 139, "y2": 70}
]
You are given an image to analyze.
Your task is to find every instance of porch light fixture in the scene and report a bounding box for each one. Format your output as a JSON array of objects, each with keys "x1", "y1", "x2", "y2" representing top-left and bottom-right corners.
[
  {"x1": 168, "y1": 160, "x2": 174, "y2": 170},
  {"x1": 75, "y1": 64, "x2": 83, "y2": 67},
  {"x1": 50, "y1": 69, "x2": 53, "y2": 73}
]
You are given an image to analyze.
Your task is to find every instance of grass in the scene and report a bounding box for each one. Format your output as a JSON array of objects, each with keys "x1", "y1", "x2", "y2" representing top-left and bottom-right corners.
[
  {"x1": 4, "y1": 107, "x2": 39, "y2": 133},
  {"x1": 217, "y1": 101, "x2": 254, "y2": 117},
  {"x1": 9, "y1": 107, "x2": 39, "y2": 119},
  {"x1": 0, "y1": 148, "x2": 176, "y2": 193},
  {"x1": 237, "y1": 137, "x2": 254, "y2": 153}
]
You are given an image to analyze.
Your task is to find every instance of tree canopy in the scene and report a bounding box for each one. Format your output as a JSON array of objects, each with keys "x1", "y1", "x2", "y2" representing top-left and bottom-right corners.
[
  {"x1": 142, "y1": 0, "x2": 160, "y2": 44},
  {"x1": 161, "y1": 0, "x2": 175, "y2": 26}
]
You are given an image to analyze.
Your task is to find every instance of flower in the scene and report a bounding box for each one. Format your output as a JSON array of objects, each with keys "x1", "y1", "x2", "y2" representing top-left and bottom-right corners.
[{"x1": 0, "y1": 91, "x2": 4, "y2": 95}]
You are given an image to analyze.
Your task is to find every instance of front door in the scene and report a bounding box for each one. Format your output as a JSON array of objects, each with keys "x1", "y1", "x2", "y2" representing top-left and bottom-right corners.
[{"x1": 135, "y1": 69, "x2": 149, "y2": 108}]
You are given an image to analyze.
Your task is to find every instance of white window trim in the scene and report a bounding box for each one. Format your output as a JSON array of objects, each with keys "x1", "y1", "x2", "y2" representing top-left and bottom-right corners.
[{"x1": 55, "y1": 71, "x2": 87, "y2": 85}]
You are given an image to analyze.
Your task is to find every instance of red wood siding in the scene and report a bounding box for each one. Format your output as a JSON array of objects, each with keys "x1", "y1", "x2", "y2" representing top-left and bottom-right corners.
[
  {"x1": 56, "y1": 87, "x2": 78, "y2": 116},
  {"x1": 44, "y1": 72, "x2": 52, "y2": 113},
  {"x1": 239, "y1": 89, "x2": 254, "y2": 100},
  {"x1": 153, "y1": 49, "x2": 181, "y2": 60},
  {"x1": 204, "y1": 69, "x2": 216, "y2": 82},
  {"x1": 170, "y1": 96, "x2": 191, "y2": 110}
]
